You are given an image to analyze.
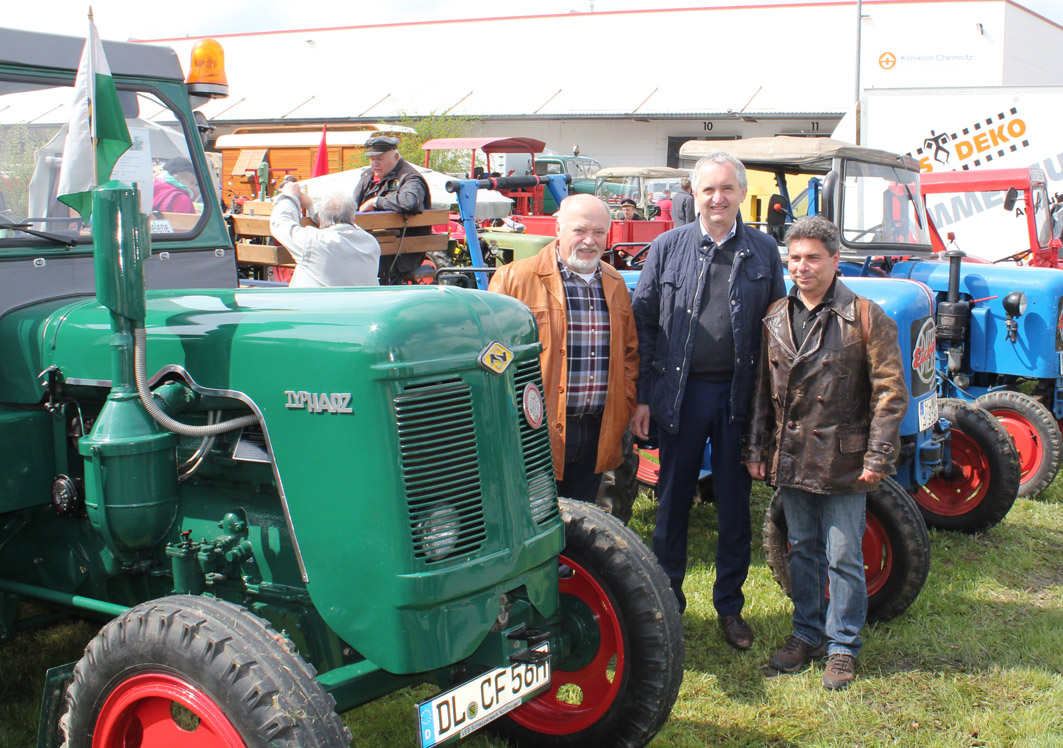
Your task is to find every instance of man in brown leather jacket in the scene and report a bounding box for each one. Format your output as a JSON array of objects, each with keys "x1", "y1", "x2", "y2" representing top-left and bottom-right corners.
[
  {"x1": 743, "y1": 216, "x2": 907, "y2": 691},
  {"x1": 490, "y1": 194, "x2": 639, "y2": 504}
]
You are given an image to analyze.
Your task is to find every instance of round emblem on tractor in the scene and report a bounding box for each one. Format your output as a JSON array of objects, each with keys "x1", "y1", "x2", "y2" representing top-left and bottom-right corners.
[
  {"x1": 466, "y1": 702, "x2": 478, "y2": 720},
  {"x1": 912, "y1": 317, "x2": 937, "y2": 385},
  {"x1": 523, "y1": 383, "x2": 544, "y2": 429}
]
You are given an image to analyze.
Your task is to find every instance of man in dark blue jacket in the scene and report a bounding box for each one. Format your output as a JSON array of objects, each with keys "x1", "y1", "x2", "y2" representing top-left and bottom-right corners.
[{"x1": 631, "y1": 152, "x2": 785, "y2": 648}]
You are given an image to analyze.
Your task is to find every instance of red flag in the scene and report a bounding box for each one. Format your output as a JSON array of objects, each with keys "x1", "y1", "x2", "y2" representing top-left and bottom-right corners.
[{"x1": 311, "y1": 124, "x2": 329, "y2": 177}]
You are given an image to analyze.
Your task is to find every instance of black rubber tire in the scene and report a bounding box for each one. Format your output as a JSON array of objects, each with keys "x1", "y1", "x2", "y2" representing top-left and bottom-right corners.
[
  {"x1": 976, "y1": 390, "x2": 1062, "y2": 498},
  {"x1": 913, "y1": 398, "x2": 1021, "y2": 533},
  {"x1": 595, "y1": 428, "x2": 639, "y2": 524},
  {"x1": 762, "y1": 477, "x2": 931, "y2": 623},
  {"x1": 490, "y1": 499, "x2": 684, "y2": 748},
  {"x1": 61, "y1": 595, "x2": 350, "y2": 748}
]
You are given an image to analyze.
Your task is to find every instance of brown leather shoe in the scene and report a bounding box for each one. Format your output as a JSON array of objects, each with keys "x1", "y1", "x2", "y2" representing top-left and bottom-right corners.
[
  {"x1": 822, "y1": 652, "x2": 857, "y2": 690},
  {"x1": 769, "y1": 635, "x2": 826, "y2": 672},
  {"x1": 719, "y1": 614, "x2": 754, "y2": 650}
]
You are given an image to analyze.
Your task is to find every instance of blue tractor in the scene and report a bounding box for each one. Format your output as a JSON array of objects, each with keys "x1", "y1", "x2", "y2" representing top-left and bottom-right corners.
[
  {"x1": 674, "y1": 137, "x2": 1022, "y2": 540},
  {"x1": 910, "y1": 167, "x2": 1063, "y2": 502}
]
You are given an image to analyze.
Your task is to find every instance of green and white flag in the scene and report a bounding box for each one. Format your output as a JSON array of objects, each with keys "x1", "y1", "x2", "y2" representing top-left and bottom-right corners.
[{"x1": 57, "y1": 16, "x2": 132, "y2": 220}]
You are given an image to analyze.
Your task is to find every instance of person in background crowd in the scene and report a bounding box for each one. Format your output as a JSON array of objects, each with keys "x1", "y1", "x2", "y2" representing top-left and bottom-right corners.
[
  {"x1": 270, "y1": 181, "x2": 381, "y2": 288},
  {"x1": 631, "y1": 153, "x2": 784, "y2": 651},
  {"x1": 490, "y1": 194, "x2": 639, "y2": 506},
  {"x1": 656, "y1": 188, "x2": 673, "y2": 221},
  {"x1": 671, "y1": 177, "x2": 696, "y2": 226},
  {"x1": 152, "y1": 157, "x2": 199, "y2": 214},
  {"x1": 744, "y1": 215, "x2": 907, "y2": 690},
  {"x1": 352, "y1": 135, "x2": 431, "y2": 284},
  {"x1": 619, "y1": 197, "x2": 644, "y2": 221}
]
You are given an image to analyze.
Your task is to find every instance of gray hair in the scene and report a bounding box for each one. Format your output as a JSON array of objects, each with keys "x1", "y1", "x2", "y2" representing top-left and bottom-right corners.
[
  {"x1": 316, "y1": 194, "x2": 358, "y2": 228},
  {"x1": 784, "y1": 215, "x2": 841, "y2": 256},
  {"x1": 692, "y1": 152, "x2": 747, "y2": 192},
  {"x1": 679, "y1": 177, "x2": 691, "y2": 191}
]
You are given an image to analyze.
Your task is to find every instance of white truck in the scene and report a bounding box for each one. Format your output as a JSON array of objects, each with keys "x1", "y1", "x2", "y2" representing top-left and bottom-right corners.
[{"x1": 834, "y1": 86, "x2": 1063, "y2": 260}]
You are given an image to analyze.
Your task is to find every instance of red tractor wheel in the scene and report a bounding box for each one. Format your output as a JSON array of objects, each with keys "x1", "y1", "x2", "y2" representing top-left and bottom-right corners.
[
  {"x1": 976, "y1": 390, "x2": 1062, "y2": 498},
  {"x1": 62, "y1": 596, "x2": 349, "y2": 748},
  {"x1": 507, "y1": 554, "x2": 624, "y2": 734},
  {"x1": 493, "y1": 499, "x2": 683, "y2": 747},
  {"x1": 862, "y1": 510, "x2": 894, "y2": 598},
  {"x1": 913, "y1": 398, "x2": 1020, "y2": 533},
  {"x1": 91, "y1": 672, "x2": 245, "y2": 747},
  {"x1": 762, "y1": 477, "x2": 930, "y2": 623}
]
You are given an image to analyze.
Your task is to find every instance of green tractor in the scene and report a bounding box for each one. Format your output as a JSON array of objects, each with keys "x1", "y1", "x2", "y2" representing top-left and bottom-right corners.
[{"x1": 0, "y1": 27, "x2": 682, "y2": 748}]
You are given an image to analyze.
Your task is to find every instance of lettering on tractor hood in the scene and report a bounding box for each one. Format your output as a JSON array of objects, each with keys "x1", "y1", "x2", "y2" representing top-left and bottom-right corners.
[{"x1": 285, "y1": 390, "x2": 354, "y2": 414}]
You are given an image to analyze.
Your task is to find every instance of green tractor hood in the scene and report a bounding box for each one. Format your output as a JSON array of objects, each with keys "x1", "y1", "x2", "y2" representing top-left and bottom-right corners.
[{"x1": 1, "y1": 286, "x2": 563, "y2": 674}]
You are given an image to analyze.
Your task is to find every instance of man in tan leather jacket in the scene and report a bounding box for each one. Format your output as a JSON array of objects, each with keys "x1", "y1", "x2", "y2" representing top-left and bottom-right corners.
[
  {"x1": 743, "y1": 216, "x2": 907, "y2": 691},
  {"x1": 490, "y1": 194, "x2": 639, "y2": 503}
]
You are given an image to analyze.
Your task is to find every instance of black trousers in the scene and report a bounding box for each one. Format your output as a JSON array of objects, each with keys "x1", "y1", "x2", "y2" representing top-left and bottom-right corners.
[{"x1": 556, "y1": 412, "x2": 603, "y2": 502}]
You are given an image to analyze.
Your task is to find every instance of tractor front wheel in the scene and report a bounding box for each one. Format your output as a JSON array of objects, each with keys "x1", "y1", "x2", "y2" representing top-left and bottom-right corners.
[
  {"x1": 762, "y1": 477, "x2": 931, "y2": 623},
  {"x1": 976, "y1": 390, "x2": 1062, "y2": 498},
  {"x1": 913, "y1": 398, "x2": 1020, "y2": 533},
  {"x1": 492, "y1": 499, "x2": 684, "y2": 748},
  {"x1": 61, "y1": 595, "x2": 349, "y2": 748}
]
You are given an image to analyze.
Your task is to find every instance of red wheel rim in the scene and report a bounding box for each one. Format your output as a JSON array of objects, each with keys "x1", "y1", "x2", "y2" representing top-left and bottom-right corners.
[
  {"x1": 809, "y1": 512, "x2": 892, "y2": 600},
  {"x1": 93, "y1": 672, "x2": 246, "y2": 748},
  {"x1": 509, "y1": 554, "x2": 625, "y2": 734},
  {"x1": 861, "y1": 511, "x2": 893, "y2": 596},
  {"x1": 989, "y1": 408, "x2": 1043, "y2": 486},
  {"x1": 636, "y1": 448, "x2": 660, "y2": 486},
  {"x1": 913, "y1": 429, "x2": 990, "y2": 517}
]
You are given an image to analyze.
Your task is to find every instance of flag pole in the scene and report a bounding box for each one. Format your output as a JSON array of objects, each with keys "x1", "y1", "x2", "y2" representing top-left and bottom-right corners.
[{"x1": 87, "y1": 6, "x2": 98, "y2": 188}]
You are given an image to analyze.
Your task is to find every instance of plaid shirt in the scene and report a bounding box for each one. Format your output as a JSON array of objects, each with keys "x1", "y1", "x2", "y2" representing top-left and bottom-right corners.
[{"x1": 558, "y1": 253, "x2": 611, "y2": 416}]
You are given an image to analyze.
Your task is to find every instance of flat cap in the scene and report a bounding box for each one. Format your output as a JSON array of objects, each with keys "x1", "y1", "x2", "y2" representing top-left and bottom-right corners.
[{"x1": 364, "y1": 135, "x2": 400, "y2": 156}]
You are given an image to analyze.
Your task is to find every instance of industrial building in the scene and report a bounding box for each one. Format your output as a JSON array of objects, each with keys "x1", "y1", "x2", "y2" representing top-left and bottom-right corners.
[{"x1": 147, "y1": 0, "x2": 1063, "y2": 167}]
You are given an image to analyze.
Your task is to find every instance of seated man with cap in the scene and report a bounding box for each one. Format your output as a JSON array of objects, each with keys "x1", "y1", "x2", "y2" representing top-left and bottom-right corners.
[
  {"x1": 352, "y1": 135, "x2": 432, "y2": 284},
  {"x1": 619, "y1": 197, "x2": 645, "y2": 221}
]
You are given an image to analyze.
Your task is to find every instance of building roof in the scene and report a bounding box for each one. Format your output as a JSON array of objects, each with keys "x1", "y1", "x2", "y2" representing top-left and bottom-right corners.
[{"x1": 140, "y1": 1, "x2": 1062, "y2": 126}]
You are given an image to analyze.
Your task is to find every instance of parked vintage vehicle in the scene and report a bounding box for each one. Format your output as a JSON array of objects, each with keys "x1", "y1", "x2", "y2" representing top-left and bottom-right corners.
[
  {"x1": 593, "y1": 165, "x2": 689, "y2": 220},
  {"x1": 0, "y1": 27, "x2": 683, "y2": 748},
  {"x1": 916, "y1": 167, "x2": 1063, "y2": 497}
]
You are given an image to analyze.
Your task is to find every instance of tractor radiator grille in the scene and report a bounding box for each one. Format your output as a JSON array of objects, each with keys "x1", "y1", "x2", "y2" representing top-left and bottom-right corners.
[
  {"x1": 396, "y1": 378, "x2": 486, "y2": 564},
  {"x1": 513, "y1": 360, "x2": 559, "y2": 525}
]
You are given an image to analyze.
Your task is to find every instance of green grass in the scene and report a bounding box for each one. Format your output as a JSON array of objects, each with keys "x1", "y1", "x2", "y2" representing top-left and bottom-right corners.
[{"x1": 3, "y1": 480, "x2": 1063, "y2": 747}]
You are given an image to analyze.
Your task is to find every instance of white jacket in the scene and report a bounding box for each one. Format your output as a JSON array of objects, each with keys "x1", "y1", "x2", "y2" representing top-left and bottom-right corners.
[{"x1": 270, "y1": 194, "x2": 381, "y2": 287}]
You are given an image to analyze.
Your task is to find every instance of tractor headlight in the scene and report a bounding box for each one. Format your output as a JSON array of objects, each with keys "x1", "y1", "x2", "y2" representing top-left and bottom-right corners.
[
  {"x1": 1003, "y1": 291, "x2": 1027, "y2": 317},
  {"x1": 416, "y1": 507, "x2": 461, "y2": 561}
]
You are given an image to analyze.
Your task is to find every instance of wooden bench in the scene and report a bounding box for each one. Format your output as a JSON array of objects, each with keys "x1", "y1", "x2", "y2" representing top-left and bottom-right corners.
[{"x1": 231, "y1": 202, "x2": 449, "y2": 268}]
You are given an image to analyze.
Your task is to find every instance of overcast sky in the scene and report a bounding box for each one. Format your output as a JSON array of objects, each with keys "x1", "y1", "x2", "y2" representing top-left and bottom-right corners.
[{"x1": 4, "y1": 0, "x2": 1061, "y2": 40}]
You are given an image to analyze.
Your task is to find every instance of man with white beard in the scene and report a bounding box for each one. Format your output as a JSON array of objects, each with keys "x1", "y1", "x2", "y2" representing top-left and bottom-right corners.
[{"x1": 490, "y1": 194, "x2": 639, "y2": 502}]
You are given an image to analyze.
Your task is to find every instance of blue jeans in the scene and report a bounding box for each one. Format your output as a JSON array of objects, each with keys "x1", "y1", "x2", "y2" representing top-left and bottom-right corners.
[{"x1": 779, "y1": 487, "x2": 867, "y2": 657}]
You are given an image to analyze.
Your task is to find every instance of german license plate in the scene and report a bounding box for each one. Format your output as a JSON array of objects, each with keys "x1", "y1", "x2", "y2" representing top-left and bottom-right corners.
[
  {"x1": 918, "y1": 394, "x2": 938, "y2": 432},
  {"x1": 417, "y1": 644, "x2": 550, "y2": 748}
]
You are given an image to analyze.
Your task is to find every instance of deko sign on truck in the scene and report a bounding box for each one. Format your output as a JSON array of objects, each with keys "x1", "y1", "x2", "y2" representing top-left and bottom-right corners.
[{"x1": 841, "y1": 85, "x2": 1063, "y2": 261}]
